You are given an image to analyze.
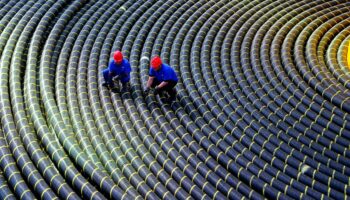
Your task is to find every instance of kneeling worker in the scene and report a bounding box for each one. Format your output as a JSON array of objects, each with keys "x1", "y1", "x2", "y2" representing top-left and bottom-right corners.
[
  {"x1": 102, "y1": 50, "x2": 131, "y2": 92},
  {"x1": 144, "y1": 56, "x2": 178, "y2": 101}
]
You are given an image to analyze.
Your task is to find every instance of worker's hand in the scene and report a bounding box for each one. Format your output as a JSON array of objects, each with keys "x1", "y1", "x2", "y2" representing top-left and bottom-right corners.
[{"x1": 143, "y1": 87, "x2": 150, "y2": 95}]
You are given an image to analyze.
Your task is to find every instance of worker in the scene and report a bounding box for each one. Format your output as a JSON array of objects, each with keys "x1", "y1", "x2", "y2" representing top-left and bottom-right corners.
[
  {"x1": 102, "y1": 50, "x2": 131, "y2": 92},
  {"x1": 144, "y1": 56, "x2": 178, "y2": 101}
]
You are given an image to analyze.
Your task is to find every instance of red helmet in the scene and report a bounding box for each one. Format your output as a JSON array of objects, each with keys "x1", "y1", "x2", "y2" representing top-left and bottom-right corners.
[
  {"x1": 151, "y1": 56, "x2": 162, "y2": 70},
  {"x1": 113, "y1": 51, "x2": 123, "y2": 63}
]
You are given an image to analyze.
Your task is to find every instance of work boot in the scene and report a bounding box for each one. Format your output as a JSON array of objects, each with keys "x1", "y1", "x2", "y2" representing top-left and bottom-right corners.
[
  {"x1": 110, "y1": 83, "x2": 118, "y2": 93},
  {"x1": 121, "y1": 82, "x2": 129, "y2": 93},
  {"x1": 168, "y1": 88, "x2": 176, "y2": 100},
  {"x1": 111, "y1": 87, "x2": 119, "y2": 93}
]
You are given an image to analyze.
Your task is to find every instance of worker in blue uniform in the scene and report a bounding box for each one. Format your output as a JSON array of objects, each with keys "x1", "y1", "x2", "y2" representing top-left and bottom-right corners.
[
  {"x1": 144, "y1": 56, "x2": 178, "y2": 101},
  {"x1": 102, "y1": 50, "x2": 131, "y2": 92}
]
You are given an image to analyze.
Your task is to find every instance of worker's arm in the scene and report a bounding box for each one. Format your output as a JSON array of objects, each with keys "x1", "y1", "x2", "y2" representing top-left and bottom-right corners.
[
  {"x1": 144, "y1": 76, "x2": 155, "y2": 94},
  {"x1": 155, "y1": 81, "x2": 168, "y2": 89},
  {"x1": 146, "y1": 76, "x2": 155, "y2": 89}
]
